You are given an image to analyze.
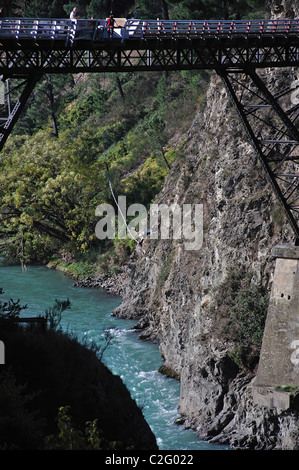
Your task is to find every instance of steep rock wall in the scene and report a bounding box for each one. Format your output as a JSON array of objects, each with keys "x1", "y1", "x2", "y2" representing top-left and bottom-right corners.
[
  {"x1": 113, "y1": 70, "x2": 297, "y2": 447},
  {"x1": 110, "y1": 0, "x2": 299, "y2": 449}
]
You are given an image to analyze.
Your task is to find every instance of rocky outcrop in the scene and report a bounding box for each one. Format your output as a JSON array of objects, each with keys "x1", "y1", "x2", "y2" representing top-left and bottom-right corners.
[{"x1": 108, "y1": 60, "x2": 299, "y2": 448}]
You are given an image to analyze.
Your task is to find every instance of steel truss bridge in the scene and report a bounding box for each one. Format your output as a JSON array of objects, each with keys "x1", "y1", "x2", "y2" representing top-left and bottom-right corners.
[{"x1": 0, "y1": 17, "x2": 299, "y2": 243}]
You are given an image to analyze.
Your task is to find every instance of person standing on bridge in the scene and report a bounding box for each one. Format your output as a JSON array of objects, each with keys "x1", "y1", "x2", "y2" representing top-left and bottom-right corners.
[
  {"x1": 106, "y1": 14, "x2": 118, "y2": 37},
  {"x1": 70, "y1": 7, "x2": 79, "y2": 20}
]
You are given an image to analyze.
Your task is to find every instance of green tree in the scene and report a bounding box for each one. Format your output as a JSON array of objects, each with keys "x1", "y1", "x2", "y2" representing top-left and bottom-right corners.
[
  {"x1": 132, "y1": 0, "x2": 169, "y2": 19},
  {"x1": 146, "y1": 113, "x2": 170, "y2": 169},
  {"x1": 23, "y1": 0, "x2": 66, "y2": 17},
  {"x1": 14, "y1": 74, "x2": 75, "y2": 137},
  {"x1": 168, "y1": 0, "x2": 267, "y2": 20},
  {"x1": 0, "y1": 287, "x2": 28, "y2": 322},
  {"x1": 231, "y1": 283, "x2": 268, "y2": 349},
  {"x1": 86, "y1": 0, "x2": 114, "y2": 18},
  {"x1": 213, "y1": 268, "x2": 269, "y2": 370},
  {"x1": 0, "y1": 132, "x2": 103, "y2": 263},
  {"x1": 0, "y1": 370, "x2": 45, "y2": 450}
]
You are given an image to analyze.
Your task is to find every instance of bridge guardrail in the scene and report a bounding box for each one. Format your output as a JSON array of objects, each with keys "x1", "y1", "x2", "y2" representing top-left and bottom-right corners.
[
  {"x1": 1, "y1": 18, "x2": 299, "y2": 46},
  {"x1": 123, "y1": 18, "x2": 299, "y2": 40},
  {"x1": 0, "y1": 18, "x2": 70, "y2": 40}
]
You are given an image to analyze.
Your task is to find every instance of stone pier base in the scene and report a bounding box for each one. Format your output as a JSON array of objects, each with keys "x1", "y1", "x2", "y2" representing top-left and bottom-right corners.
[{"x1": 254, "y1": 244, "x2": 299, "y2": 410}]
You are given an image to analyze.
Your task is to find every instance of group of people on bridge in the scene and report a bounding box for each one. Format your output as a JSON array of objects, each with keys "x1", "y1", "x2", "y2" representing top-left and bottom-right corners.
[{"x1": 70, "y1": 7, "x2": 118, "y2": 37}]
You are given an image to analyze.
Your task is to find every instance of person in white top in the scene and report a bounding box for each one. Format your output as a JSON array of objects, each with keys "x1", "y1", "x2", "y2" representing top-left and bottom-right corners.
[{"x1": 70, "y1": 7, "x2": 78, "y2": 20}]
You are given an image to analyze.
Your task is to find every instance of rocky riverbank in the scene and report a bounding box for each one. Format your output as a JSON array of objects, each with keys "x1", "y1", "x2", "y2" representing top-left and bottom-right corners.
[{"x1": 73, "y1": 264, "x2": 131, "y2": 297}]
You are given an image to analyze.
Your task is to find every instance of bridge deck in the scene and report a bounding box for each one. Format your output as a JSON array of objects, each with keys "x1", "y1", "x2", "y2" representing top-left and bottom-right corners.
[
  {"x1": 0, "y1": 18, "x2": 299, "y2": 49},
  {"x1": 0, "y1": 18, "x2": 299, "y2": 77}
]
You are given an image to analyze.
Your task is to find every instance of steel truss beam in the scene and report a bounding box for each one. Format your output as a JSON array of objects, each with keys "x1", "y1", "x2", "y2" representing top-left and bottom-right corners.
[
  {"x1": 2, "y1": 40, "x2": 299, "y2": 77},
  {"x1": 0, "y1": 74, "x2": 41, "y2": 150},
  {"x1": 218, "y1": 68, "x2": 299, "y2": 244}
]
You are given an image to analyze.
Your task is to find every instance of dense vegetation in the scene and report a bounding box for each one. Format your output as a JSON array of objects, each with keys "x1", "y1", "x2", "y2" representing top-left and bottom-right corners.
[
  {"x1": 212, "y1": 268, "x2": 269, "y2": 371},
  {"x1": 0, "y1": 70, "x2": 204, "y2": 272},
  {"x1": 1, "y1": 0, "x2": 267, "y2": 21},
  {"x1": 0, "y1": 0, "x2": 269, "y2": 273}
]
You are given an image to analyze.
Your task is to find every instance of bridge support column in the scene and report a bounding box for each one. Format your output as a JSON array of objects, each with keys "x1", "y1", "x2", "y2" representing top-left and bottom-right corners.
[
  {"x1": 253, "y1": 244, "x2": 299, "y2": 410},
  {"x1": 0, "y1": 73, "x2": 42, "y2": 152}
]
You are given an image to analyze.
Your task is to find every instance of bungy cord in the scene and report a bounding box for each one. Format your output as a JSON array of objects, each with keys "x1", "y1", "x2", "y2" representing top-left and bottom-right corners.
[{"x1": 104, "y1": 129, "x2": 140, "y2": 244}]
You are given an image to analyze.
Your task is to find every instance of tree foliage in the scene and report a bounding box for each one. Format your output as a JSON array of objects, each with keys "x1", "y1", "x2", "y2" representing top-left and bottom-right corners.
[
  {"x1": 1, "y1": 0, "x2": 268, "y2": 19},
  {"x1": 1, "y1": 70, "x2": 193, "y2": 264},
  {"x1": 168, "y1": 0, "x2": 267, "y2": 19},
  {"x1": 44, "y1": 406, "x2": 104, "y2": 450},
  {"x1": 0, "y1": 287, "x2": 28, "y2": 322},
  {"x1": 0, "y1": 1, "x2": 269, "y2": 265},
  {"x1": 213, "y1": 268, "x2": 269, "y2": 370},
  {"x1": 0, "y1": 129, "x2": 104, "y2": 262},
  {"x1": 14, "y1": 75, "x2": 75, "y2": 136}
]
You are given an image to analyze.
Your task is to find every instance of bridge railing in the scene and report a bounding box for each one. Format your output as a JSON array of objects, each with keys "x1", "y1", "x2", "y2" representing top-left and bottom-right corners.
[
  {"x1": 127, "y1": 19, "x2": 299, "y2": 40},
  {"x1": 0, "y1": 18, "x2": 113, "y2": 44},
  {"x1": 1, "y1": 18, "x2": 299, "y2": 45},
  {"x1": 0, "y1": 18, "x2": 72, "y2": 41}
]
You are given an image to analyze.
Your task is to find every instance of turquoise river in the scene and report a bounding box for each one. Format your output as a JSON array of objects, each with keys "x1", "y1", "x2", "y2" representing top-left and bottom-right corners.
[{"x1": 0, "y1": 262, "x2": 229, "y2": 451}]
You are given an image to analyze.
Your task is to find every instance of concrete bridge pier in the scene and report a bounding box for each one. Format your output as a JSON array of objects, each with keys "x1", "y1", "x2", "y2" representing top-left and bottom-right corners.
[{"x1": 253, "y1": 244, "x2": 299, "y2": 411}]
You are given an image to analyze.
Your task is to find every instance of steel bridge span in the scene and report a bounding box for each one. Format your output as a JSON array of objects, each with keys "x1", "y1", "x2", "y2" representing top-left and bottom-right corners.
[{"x1": 0, "y1": 17, "x2": 299, "y2": 243}]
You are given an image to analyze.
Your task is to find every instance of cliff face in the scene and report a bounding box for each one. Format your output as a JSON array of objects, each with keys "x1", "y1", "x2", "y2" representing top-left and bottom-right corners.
[{"x1": 110, "y1": 1, "x2": 299, "y2": 450}]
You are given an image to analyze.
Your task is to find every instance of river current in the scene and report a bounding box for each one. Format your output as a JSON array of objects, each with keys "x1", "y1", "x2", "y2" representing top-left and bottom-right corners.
[{"x1": 0, "y1": 262, "x2": 228, "y2": 451}]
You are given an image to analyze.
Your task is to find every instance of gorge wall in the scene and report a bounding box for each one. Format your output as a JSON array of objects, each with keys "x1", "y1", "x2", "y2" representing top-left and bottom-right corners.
[{"x1": 91, "y1": 0, "x2": 299, "y2": 450}]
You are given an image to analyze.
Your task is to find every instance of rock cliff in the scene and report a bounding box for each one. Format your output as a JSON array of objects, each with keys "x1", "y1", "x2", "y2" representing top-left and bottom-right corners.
[
  {"x1": 80, "y1": 0, "x2": 299, "y2": 449},
  {"x1": 111, "y1": 68, "x2": 298, "y2": 448}
]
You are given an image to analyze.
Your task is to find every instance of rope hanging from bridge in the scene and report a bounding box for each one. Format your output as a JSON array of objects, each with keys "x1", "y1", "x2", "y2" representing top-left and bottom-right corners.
[{"x1": 103, "y1": 129, "x2": 140, "y2": 244}]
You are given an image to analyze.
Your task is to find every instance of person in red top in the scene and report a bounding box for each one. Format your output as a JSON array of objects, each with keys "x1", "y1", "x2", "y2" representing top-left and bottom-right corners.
[{"x1": 106, "y1": 14, "x2": 118, "y2": 37}]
